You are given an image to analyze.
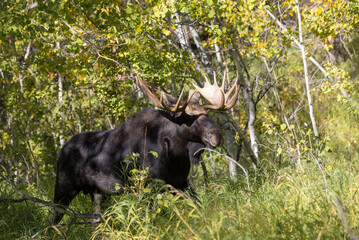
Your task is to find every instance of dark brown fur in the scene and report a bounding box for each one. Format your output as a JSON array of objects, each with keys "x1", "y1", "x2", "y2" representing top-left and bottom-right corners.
[{"x1": 51, "y1": 108, "x2": 222, "y2": 223}]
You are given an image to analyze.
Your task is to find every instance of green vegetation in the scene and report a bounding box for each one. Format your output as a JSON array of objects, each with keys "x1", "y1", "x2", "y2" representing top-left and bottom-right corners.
[{"x1": 1, "y1": 0, "x2": 359, "y2": 239}]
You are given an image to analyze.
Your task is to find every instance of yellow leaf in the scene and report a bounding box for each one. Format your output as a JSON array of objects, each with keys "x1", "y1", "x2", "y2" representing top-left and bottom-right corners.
[
  {"x1": 162, "y1": 28, "x2": 171, "y2": 36},
  {"x1": 154, "y1": 10, "x2": 162, "y2": 18}
]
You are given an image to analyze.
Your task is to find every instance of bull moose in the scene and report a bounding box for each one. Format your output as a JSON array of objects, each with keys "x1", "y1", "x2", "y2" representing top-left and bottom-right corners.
[{"x1": 50, "y1": 73, "x2": 238, "y2": 223}]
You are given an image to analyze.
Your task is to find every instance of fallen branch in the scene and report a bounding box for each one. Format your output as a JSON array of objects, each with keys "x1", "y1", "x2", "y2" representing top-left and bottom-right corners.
[{"x1": 0, "y1": 165, "x2": 101, "y2": 222}]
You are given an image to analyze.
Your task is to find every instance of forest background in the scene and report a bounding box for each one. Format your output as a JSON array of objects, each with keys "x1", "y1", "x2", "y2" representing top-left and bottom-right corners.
[{"x1": 0, "y1": 0, "x2": 359, "y2": 239}]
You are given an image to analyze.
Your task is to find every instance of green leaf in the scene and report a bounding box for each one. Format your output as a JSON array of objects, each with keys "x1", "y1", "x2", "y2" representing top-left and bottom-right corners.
[
  {"x1": 126, "y1": 7, "x2": 133, "y2": 14},
  {"x1": 143, "y1": 188, "x2": 151, "y2": 193},
  {"x1": 150, "y1": 151, "x2": 158, "y2": 158},
  {"x1": 209, "y1": 9, "x2": 216, "y2": 18}
]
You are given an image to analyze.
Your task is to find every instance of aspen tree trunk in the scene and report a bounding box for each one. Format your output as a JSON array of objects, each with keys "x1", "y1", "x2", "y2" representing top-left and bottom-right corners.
[
  {"x1": 213, "y1": 39, "x2": 237, "y2": 180},
  {"x1": 56, "y1": 42, "x2": 65, "y2": 148},
  {"x1": 58, "y1": 73, "x2": 65, "y2": 148},
  {"x1": 222, "y1": 113, "x2": 237, "y2": 180},
  {"x1": 173, "y1": 13, "x2": 212, "y2": 80},
  {"x1": 230, "y1": 48, "x2": 259, "y2": 161},
  {"x1": 182, "y1": 14, "x2": 213, "y2": 80},
  {"x1": 186, "y1": 16, "x2": 234, "y2": 178},
  {"x1": 172, "y1": 13, "x2": 192, "y2": 57},
  {"x1": 296, "y1": 0, "x2": 319, "y2": 138},
  {"x1": 172, "y1": 13, "x2": 217, "y2": 177},
  {"x1": 173, "y1": 13, "x2": 239, "y2": 179},
  {"x1": 17, "y1": 40, "x2": 32, "y2": 92}
]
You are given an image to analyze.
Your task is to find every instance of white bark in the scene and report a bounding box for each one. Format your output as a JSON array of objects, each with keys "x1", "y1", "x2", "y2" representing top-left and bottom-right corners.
[
  {"x1": 221, "y1": 113, "x2": 237, "y2": 180},
  {"x1": 182, "y1": 15, "x2": 210, "y2": 68},
  {"x1": 223, "y1": 111, "x2": 258, "y2": 166},
  {"x1": 173, "y1": 13, "x2": 248, "y2": 178},
  {"x1": 173, "y1": 13, "x2": 213, "y2": 80},
  {"x1": 213, "y1": 40, "x2": 238, "y2": 180},
  {"x1": 214, "y1": 38, "x2": 222, "y2": 64},
  {"x1": 58, "y1": 73, "x2": 65, "y2": 148},
  {"x1": 172, "y1": 13, "x2": 192, "y2": 56},
  {"x1": 172, "y1": 12, "x2": 204, "y2": 78},
  {"x1": 230, "y1": 49, "x2": 259, "y2": 160},
  {"x1": 296, "y1": 0, "x2": 319, "y2": 138},
  {"x1": 55, "y1": 41, "x2": 65, "y2": 148}
]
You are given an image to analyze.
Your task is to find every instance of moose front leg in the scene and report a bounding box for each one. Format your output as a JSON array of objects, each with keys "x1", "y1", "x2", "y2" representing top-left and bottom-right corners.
[{"x1": 91, "y1": 193, "x2": 103, "y2": 217}]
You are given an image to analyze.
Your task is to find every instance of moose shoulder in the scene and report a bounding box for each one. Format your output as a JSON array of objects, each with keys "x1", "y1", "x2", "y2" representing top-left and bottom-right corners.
[{"x1": 51, "y1": 74, "x2": 238, "y2": 223}]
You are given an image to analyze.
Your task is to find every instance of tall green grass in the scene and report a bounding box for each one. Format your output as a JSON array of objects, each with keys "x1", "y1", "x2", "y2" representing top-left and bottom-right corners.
[
  {"x1": 1, "y1": 150, "x2": 358, "y2": 239},
  {"x1": 90, "y1": 155, "x2": 358, "y2": 240}
]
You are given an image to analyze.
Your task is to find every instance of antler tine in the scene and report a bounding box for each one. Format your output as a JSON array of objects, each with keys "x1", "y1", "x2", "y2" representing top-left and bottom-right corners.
[
  {"x1": 173, "y1": 87, "x2": 198, "y2": 112},
  {"x1": 223, "y1": 73, "x2": 239, "y2": 110},
  {"x1": 224, "y1": 86, "x2": 239, "y2": 109},
  {"x1": 224, "y1": 72, "x2": 238, "y2": 100},
  {"x1": 136, "y1": 76, "x2": 162, "y2": 108},
  {"x1": 203, "y1": 73, "x2": 212, "y2": 86},
  {"x1": 161, "y1": 88, "x2": 187, "y2": 112},
  {"x1": 175, "y1": 88, "x2": 186, "y2": 110},
  {"x1": 187, "y1": 89, "x2": 196, "y2": 103}
]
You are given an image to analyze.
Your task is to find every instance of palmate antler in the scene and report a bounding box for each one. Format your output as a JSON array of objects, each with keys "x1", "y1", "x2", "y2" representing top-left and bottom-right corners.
[{"x1": 193, "y1": 72, "x2": 239, "y2": 110}]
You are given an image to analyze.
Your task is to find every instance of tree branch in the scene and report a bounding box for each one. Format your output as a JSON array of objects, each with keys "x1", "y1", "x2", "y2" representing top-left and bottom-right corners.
[
  {"x1": 264, "y1": 7, "x2": 359, "y2": 110},
  {"x1": 0, "y1": 165, "x2": 100, "y2": 221},
  {"x1": 296, "y1": 0, "x2": 319, "y2": 138}
]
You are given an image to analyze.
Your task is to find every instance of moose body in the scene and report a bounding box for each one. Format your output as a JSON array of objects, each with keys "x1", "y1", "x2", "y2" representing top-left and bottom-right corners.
[
  {"x1": 51, "y1": 74, "x2": 238, "y2": 223},
  {"x1": 52, "y1": 108, "x2": 222, "y2": 223}
]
